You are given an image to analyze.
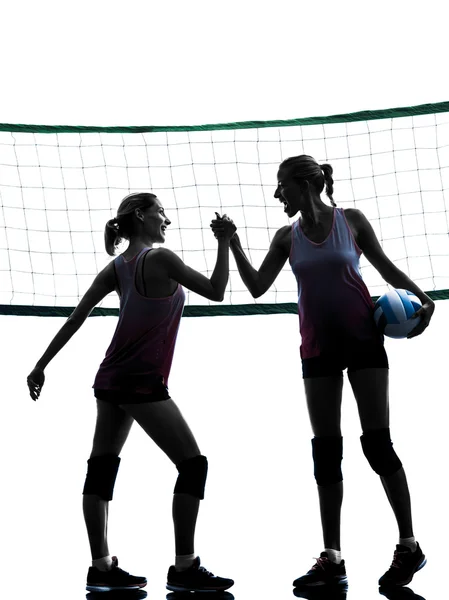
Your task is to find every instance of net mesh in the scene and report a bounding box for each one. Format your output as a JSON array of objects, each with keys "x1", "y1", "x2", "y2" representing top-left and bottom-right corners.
[{"x1": 1, "y1": 103, "x2": 448, "y2": 317}]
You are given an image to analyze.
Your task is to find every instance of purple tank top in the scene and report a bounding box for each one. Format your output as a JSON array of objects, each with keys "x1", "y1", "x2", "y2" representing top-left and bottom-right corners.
[
  {"x1": 93, "y1": 248, "x2": 185, "y2": 393},
  {"x1": 289, "y1": 208, "x2": 383, "y2": 360}
]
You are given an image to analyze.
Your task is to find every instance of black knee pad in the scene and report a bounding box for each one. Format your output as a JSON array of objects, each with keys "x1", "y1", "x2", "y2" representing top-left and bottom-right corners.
[
  {"x1": 174, "y1": 455, "x2": 208, "y2": 500},
  {"x1": 83, "y1": 454, "x2": 121, "y2": 501},
  {"x1": 360, "y1": 428, "x2": 402, "y2": 476},
  {"x1": 312, "y1": 436, "x2": 343, "y2": 486}
]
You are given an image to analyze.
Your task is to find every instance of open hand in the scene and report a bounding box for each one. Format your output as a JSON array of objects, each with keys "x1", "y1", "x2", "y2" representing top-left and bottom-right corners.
[
  {"x1": 407, "y1": 301, "x2": 435, "y2": 339},
  {"x1": 27, "y1": 366, "x2": 45, "y2": 401},
  {"x1": 210, "y1": 212, "x2": 236, "y2": 241}
]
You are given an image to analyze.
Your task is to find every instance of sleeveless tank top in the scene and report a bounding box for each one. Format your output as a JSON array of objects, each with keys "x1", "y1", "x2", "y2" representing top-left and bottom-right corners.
[
  {"x1": 289, "y1": 207, "x2": 384, "y2": 359},
  {"x1": 93, "y1": 248, "x2": 185, "y2": 393}
]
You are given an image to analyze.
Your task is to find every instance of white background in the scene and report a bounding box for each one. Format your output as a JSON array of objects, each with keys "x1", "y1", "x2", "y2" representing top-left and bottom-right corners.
[{"x1": 0, "y1": 2, "x2": 448, "y2": 599}]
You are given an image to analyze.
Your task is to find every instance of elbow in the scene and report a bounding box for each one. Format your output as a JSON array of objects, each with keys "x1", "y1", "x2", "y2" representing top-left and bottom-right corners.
[
  {"x1": 208, "y1": 287, "x2": 224, "y2": 302},
  {"x1": 251, "y1": 283, "x2": 264, "y2": 299}
]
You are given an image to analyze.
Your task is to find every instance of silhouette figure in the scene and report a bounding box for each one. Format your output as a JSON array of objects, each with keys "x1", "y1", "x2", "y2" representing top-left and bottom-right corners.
[
  {"x1": 28, "y1": 193, "x2": 236, "y2": 593},
  {"x1": 212, "y1": 155, "x2": 433, "y2": 588}
]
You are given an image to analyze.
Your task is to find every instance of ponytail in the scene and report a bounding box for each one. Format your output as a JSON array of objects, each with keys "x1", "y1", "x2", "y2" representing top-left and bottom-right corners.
[{"x1": 320, "y1": 163, "x2": 335, "y2": 207}]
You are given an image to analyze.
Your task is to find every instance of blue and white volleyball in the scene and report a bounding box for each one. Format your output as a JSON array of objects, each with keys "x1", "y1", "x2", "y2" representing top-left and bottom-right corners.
[{"x1": 374, "y1": 289, "x2": 422, "y2": 339}]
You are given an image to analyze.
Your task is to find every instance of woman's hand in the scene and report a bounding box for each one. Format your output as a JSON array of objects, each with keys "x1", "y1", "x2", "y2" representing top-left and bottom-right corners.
[
  {"x1": 407, "y1": 301, "x2": 435, "y2": 339},
  {"x1": 27, "y1": 366, "x2": 45, "y2": 401},
  {"x1": 211, "y1": 212, "x2": 237, "y2": 241}
]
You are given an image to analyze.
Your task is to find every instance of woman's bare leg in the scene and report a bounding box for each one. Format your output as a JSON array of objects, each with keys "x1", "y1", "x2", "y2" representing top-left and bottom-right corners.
[
  {"x1": 120, "y1": 399, "x2": 201, "y2": 556},
  {"x1": 83, "y1": 399, "x2": 134, "y2": 559},
  {"x1": 304, "y1": 373, "x2": 344, "y2": 551}
]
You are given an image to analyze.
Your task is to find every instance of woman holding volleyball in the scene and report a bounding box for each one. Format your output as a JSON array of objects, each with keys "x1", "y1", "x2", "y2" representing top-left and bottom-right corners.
[
  {"x1": 212, "y1": 155, "x2": 434, "y2": 588},
  {"x1": 27, "y1": 192, "x2": 236, "y2": 594}
]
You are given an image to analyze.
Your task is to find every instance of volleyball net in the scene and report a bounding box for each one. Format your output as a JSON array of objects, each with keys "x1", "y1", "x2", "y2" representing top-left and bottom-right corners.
[{"x1": 1, "y1": 101, "x2": 448, "y2": 318}]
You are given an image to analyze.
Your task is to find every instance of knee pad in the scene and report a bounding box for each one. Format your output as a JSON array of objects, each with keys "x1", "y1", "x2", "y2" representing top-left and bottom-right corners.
[
  {"x1": 83, "y1": 454, "x2": 121, "y2": 501},
  {"x1": 360, "y1": 428, "x2": 402, "y2": 476},
  {"x1": 174, "y1": 455, "x2": 208, "y2": 500},
  {"x1": 312, "y1": 436, "x2": 343, "y2": 486}
]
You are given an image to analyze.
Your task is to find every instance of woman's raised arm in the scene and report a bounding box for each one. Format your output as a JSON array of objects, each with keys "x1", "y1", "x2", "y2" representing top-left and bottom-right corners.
[
  {"x1": 227, "y1": 225, "x2": 290, "y2": 298},
  {"x1": 158, "y1": 216, "x2": 236, "y2": 301}
]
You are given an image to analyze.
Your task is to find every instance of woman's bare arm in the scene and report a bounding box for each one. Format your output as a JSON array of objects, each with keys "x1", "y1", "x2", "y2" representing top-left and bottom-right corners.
[
  {"x1": 156, "y1": 240, "x2": 230, "y2": 302},
  {"x1": 230, "y1": 226, "x2": 290, "y2": 298}
]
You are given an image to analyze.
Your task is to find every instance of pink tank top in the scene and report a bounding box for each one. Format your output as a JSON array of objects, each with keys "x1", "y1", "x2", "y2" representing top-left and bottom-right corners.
[
  {"x1": 93, "y1": 248, "x2": 185, "y2": 393},
  {"x1": 289, "y1": 208, "x2": 384, "y2": 359}
]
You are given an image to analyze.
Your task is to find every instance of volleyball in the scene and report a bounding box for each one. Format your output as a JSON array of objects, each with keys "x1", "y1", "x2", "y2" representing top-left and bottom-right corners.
[{"x1": 374, "y1": 289, "x2": 422, "y2": 339}]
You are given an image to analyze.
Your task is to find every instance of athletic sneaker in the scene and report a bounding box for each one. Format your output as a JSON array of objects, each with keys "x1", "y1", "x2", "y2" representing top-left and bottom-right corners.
[
  {"x1": 166, "y1": 556, "x2": 234, "y2": 592},
  {"x1": 293, "y1": 552, "x2": 348, "y2": 587},
  {"x1": 378, "y1": 543, "x2": 426, "y2": 587},
  {"x1": 86, "y1": 556, "x2": 147, "y2": 592}
]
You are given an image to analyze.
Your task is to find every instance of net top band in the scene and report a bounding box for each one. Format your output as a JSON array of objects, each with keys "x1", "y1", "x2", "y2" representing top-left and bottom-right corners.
[{"x1": 1, "y1": 101, "x2": 448, "y2": 134}]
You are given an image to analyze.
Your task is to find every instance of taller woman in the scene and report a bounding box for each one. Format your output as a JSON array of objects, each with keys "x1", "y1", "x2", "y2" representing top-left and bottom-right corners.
[
  {"x1": 27, "y1": 192, "x2": 235, "y2": 594},
  {"x1": 212, "y1": 155, "x2": 434, "y2": 588}
]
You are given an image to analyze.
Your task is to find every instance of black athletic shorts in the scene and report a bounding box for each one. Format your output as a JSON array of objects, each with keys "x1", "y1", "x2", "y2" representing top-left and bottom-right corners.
[
  {"x1": 301, "y1": 339, "x2": 389, "y2": 379},
  {"x1": 94, "y1": 378, "x2": 171, "y2": 405}
]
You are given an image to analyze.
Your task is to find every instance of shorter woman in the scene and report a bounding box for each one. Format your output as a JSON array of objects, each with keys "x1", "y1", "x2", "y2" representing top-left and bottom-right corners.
[{"x1": 27, "y1": 193, "x2": 236, "y2": 593}]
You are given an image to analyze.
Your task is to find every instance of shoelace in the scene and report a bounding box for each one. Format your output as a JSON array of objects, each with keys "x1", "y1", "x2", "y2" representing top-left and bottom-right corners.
[
  {"x1": 106, "y1": 565, "x2": 130, "y2": 577},
  {"x1": 312, "y1": 557, "x2": 330, "y2": 571},
  {"x1": 390, "y1": 549, "x2": 408, "y2": 569},
  {"x1": 197, "y1": 565, "x2": 215, "y2": 578}
]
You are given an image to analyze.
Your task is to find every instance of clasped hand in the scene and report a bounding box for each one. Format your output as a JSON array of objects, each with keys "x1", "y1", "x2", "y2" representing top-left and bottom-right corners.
[{"x1": 210, "y1": 212, "x2": 236, "y2": 240}]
